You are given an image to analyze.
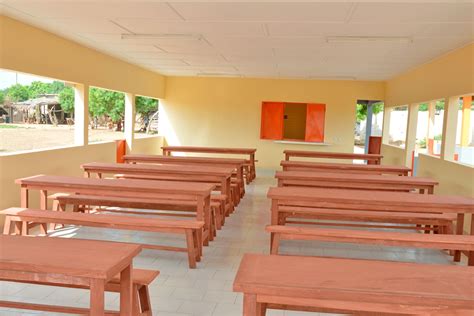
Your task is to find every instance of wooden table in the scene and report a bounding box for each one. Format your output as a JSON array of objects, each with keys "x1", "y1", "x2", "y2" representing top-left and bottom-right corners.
[
  {"x1": 281, "y1": 160, "x2": 411, "y2": 176},
  {"x1": 283, "y1": 150, "x2": 383, "y2": 165},
  {"x1": 275, "y1": 171, "x2": 438, "y2": 194},
  {"x1": 162, "y1": 146, "x2": 257, "y2": 182},
  {"x1": 0, "y1": 235, "x2": 141, "y2": 315},
  {"x1": 267, "y1": 186, "x2": 474, "y2": 264},
  {"x1": 82, "y1": 162, "x2": 234, "y2": 210},
  {"x1": 123, "y1": 154, "x2": 247, "y2": 197},
  {"x1": 15, "y1": 175, "x2": 215, "y2": 244},
  {"x1": 233, "y1": 253, "x2": 474, "y2": 315}
]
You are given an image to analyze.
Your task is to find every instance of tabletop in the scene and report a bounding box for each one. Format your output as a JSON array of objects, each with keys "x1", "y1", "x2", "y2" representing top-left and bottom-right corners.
[
  {"x1": 124, "y1": 154, "x2": 247, "y2": 165},
  {"x1": 16, "y1": 175, "x2": 215, "y2": 195},
  {"x1": 0, "y1": 235, "x2": 141, "y2": 280},
  {"x1": 283, "y1": 150, "x2": 383, "y2": 159},
  {"x1": 234, "y1": 254, "x2": 474, "y2": 307},
  {"x1": 267, "y1": 186, "x2": 474, "y2": 211},
  {"x1": 162, "y1": 146, "x2": 256, "y2": 154},
  {"x1": 275, "y1": 171, "x2": 438, "y2": 186},
  {"x1": 82, "y1": 162, "x2": 234, "y2": 177},
  {"x1": 280, "y1": 161, "x2": 410, "y2": 172}
]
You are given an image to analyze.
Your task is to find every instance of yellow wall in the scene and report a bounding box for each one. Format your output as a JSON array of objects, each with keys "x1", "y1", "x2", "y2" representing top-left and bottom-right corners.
[
  {"x1": 380, "y1": 144, "x2": 406, "y2": 166},
  {"x1": 385, "y1": 43, "x2": 474, "y2": 107},
  {"x1": 161, "y1": 76, "x2": 384, "y2": 168},
  {"x1": 0, "y1": 15, "x2": 165, "y2": 98}
]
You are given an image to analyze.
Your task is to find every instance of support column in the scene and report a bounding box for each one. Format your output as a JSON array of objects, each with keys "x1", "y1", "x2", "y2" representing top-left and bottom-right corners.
[
  {"x1": 404, "y1": 103, "x2": 419, "y2": 167},
  {"x1": 74, "y1": 84, "x2": 89, "y2": 146},
  {"x1": 364, "y1": 101, "x2": 374, "y2": 154},
  {"x1": 124, "y1": 93, "x2": 135, "y2": 153},
  {"x1": 426, "y1": 101, "x2": 436, "y2": 155},
  {"x1": 441, "y1": 96, "x2": 459, "y2": 161},
  {"x1": 381, "y1": 107, "x2": 391, "y2": 144},
  {"x1": 460, "y1": 96, "x2": 472, "y2": 147}
]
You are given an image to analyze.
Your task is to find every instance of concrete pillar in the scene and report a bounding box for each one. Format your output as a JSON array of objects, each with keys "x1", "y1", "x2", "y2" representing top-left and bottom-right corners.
[
  {"x1": 404, "y1": 103, "x2": 419, "y2": 167},
  {"x1": 426, "y1": 101, "x2": 436, "y2": 155},
  {"x1": 74, "y1": 84, "x2": 89, "y2": 146},
  {"x1": 441, "y1": 96, "x2": 459, "y2": 161},
  {"x1": 124, "y1": 93, "x2": 135, "y2": 153},
  {"x1": 381, "y1": 107, "x2": 391, "y2": 144},
  {"x1": 460, "y1": 96, "x2": 472, "y2": 147},
  {"x1": 364, "y1": 101, "x2": 373, "y2": 154}
]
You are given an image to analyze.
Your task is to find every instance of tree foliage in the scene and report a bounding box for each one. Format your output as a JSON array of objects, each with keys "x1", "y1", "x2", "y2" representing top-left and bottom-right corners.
[
  {"x1": 89, "y1": 87, "x2": 125, "y2": 122},
  {"x1": 0, "y1": 91, "x2": 5, "y2": 105},
  {"x1": 6, "y1": 84, "x2": 30, "y2": 102},
  {"x1": 136, "y1": 96, "x2": 158, "y2": 115},
  {"x1": 356, "y1": 102, "x2": 383, "y2": 123},
  {"x1": 58, "y1": 87, "x2": 75, "y2": 114}
]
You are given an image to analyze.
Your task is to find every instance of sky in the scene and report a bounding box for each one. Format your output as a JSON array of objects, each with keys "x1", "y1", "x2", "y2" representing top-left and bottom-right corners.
[{"x1": 0, "y1": 69, "x2": 53, "y2": 90}]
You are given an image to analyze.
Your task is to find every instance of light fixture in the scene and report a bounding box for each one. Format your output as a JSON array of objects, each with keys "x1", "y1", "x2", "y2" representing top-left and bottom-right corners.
[
  {"x1": 197, "y1": 72, "x2": 242, "y2": 78},
  {"x1": 308, "y1": 76, "x2": 357, "y2": 81},
  {"x1": 121, "y1": 33, "x2": 202, "y2": 40},
  {"x1": 326, "y1": 36, "x2": 413, "y2": 44}
]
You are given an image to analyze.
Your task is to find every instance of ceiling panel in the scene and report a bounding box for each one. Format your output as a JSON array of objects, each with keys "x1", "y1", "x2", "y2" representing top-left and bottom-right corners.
[
  {"x1": 169, "y1": 2, "x2": 353, "y2": 22},
  {"x1": 2, "y1": 1, "x2": 182, "y2": 19},
  {"x1": 1, "y1": 1, "x2": 473, "y2": 81}
]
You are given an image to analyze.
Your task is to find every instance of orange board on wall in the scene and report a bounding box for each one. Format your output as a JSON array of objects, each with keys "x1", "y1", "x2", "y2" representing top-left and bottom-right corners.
[
  {"x1": 305, "y1": 103, "x2": 325, "y2": 142},
  {"x1": 261, "y1": 102, "x2": 284, "y2": 140}
]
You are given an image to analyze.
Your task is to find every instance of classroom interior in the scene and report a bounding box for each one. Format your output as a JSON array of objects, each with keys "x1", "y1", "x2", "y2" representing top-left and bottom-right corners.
[{"x1": 0, "y1": 1, "x2": 473, "y2": 316}]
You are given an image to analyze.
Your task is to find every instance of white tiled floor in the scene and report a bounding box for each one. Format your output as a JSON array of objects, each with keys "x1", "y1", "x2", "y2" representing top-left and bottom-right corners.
[{"x1": 0, "y1": 170, "x2": 459, "y2": 315}]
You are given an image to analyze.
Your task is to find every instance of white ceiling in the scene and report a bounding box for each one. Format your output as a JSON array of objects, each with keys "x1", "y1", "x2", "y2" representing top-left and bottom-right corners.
[{"x1": 1, "y1": 1, "x2": 473, "y2": 80}]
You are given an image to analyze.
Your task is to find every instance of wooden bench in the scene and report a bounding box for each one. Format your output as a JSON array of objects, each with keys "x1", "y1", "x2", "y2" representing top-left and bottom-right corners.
[
  {"x1": 0, "y1": 235, "x2": 140, "y2": 316},
  {"x1": 48, "y1": 192, "x2": 221, "y2": 235},
  {"x1": 0, "y1": 268, "x2": 159, "y2": 315},
  {"x1": 233, "y1": 254, "x2": 474, "y2": 315},
  {"x1": 277, "y1": 205, "x2": 456, "y2": 234},
  {"x1": 275, "y1": 171, "x2": 438, "y2": 194},
  {"x1": 162, "y1": 146, "x2": 257, "y2": 183},
  {"x1": 2, "y1": 207, "x2": 204, "y2": 269},
  {"x1": 283, "y1": 150, "x2": 383, "y2": 165},
  {"x1": 265, "y1": 226, "x2": 474, "y2": 265},
  {"x1": 281, "y1": 160, "x2": 411, "y2": 176}
]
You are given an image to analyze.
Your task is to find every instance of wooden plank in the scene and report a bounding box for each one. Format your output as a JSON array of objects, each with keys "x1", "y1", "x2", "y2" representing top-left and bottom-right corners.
[
  {"x1": 233, "y1": 254, "x2": 474, "y2": 311},
  {"x1": 162, "y1": 146, "x2": 256, "y2": 154},
  {"x1": 280, "y1": 160, "x2": 410, "y2": 175},
  {"x1": 283, "y1": 150, "x2": 382, "y2": 163}
]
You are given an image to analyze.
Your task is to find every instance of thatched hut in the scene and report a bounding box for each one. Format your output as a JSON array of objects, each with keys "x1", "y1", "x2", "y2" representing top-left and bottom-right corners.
[{"x1": 8, "y1": 94, "x2": 66, "y2": 125}]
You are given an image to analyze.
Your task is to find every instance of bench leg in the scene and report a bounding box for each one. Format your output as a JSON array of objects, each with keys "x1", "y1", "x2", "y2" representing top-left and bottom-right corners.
[
  {"x1": 132, "y1": 284, "x2": 141, "y2": 315},
  {"x1": 21, "y1": 221, "x2": 28, "y2": 236},
  {"x1": 138, "y1": 285, "x2": 152, "y2": 315},
  {"x1": 193, "y1": 229, "x2": 201, "y2": 262},
  {"x1": 454, "y1": 214, "x2": 464, "y2": 262},
  {"x1": 243, "y1": 294, "x2": 265, "y2": 316},
  {"x1": 270, "y1": 233, "x2": 280, "y2": 255},
  {"x1": 185, "y1": 229, "x2": 197, "y2": 269},
  {"x1": 3, "y1": 217, "x2": 12, "y2": 235},
  {"x1": 90, "y1": 279, "x2": 105, "y2": 316}
]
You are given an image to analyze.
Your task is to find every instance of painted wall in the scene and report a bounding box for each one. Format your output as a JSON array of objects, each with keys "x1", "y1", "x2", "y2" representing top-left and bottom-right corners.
[
  {"x1": 417, "y1": 154, "x2": 473, "y2": 233},
  {"x1": 0, "y1": 15, "x2": 165, "y2": 98},
  {"x1": 160, "y1": 76, "x2": 385, "y2": 169},
  {"x1": 380, "y1": 144, "x2": 406, "y2": 166},
  {"x1": 385, "y1": 43, "x2": 473, "y2": 107},
  {"x1": 0, "y1": 137, "x2": 163, "y2": 224}
]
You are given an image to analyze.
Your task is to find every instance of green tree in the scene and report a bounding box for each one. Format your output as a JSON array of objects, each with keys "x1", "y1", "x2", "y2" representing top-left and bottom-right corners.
[
  {"x1": 48, "y1": 81, "x2": 66, "y2": 94},
  {"x1": 59, "y1": 87, "x2": 75, "y2": 114},
  {"x1": 418, "y1": 101, "x2": 445, "y2": 111},
  {"x1": 356, "y1": 102, "x2": 383, "y2": 123},
  {"x1": 28, "y1": 81, "x2": 50, "y2": 98},
  {"x1": 89, "y1": 87, "x2": 125, "y2": 129},
  {"x1": 6, "y1": 84, "x2": 29, "y2": 102},
  {"x1": 136, "y1": 96, "x2": 158, "y2": 115},
  {"x1": 0, "y1": 91, "x2": 5, "y2": 105}
]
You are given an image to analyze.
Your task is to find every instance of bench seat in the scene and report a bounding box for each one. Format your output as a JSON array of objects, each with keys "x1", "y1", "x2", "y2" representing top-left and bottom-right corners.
[
  {"x1": 266, "y1": 225, "x2": 474, "y2": 265},
  {"x1": 278, "y1": 206, "x2": 455, "y2": 233},
  {"x1": 2, "y1": 207, "x2": 204, "y2": 269},
  {"x1": 0, "y1": 268, "x2": 159, "y2": 315}
]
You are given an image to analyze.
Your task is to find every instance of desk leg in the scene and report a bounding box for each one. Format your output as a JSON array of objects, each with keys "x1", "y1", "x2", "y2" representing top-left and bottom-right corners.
[
  {"x1": 90, "y1": 279, "x2": 105, "y2": 316},
  {"x1": 120, "y1": 264, "x2": 133, "y2": 316},
  {"x1": 197, "y1": 196, "x2": 209, "y2": 246},
  {"x1": 20, "y1": 187, "x2": 29, "y2": 208},
  {"x1": 39, "y1": 190, "x2": 48, "y2": 235},
  {"x1": 469, "y1": 215, "x2": 474, "y2": 266},
  {"x1": 20, "y1": 188, "x2": 29, "y2": 235},
  {"x1": 454, "y1": 214, "x2": 465, "y2": 262},
  {"x1": 243, "y1": 294, "x2": 265, "y2": 316}
]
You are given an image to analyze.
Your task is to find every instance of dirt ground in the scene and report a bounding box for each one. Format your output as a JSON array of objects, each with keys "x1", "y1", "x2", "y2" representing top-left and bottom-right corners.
[{"x1": 0, "y1": 123, "x2": 150, "y2": 153}]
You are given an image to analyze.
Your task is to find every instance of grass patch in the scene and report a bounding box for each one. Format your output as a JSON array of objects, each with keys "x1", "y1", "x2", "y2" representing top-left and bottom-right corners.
[{"x1": 0, "y1": 124, "x2": 23, "y2": 129}]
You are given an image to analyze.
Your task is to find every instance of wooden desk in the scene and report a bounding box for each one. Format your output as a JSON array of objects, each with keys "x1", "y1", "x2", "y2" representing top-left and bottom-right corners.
[
  {"x1": 233, "y1": 253, "x2": 474, "y2": 315},
  {"x1": 81, "y1": 162, "x2": 234, "y2": 210},
  {"x1": 162, "y1": 146, "x2": 257, "y2": 182},
  {"x1": 283, "y1": 150, "x2": 383, "y2": 164},
  {"x1": 275, "y1": 171, "x2": 438, "y2": 194},
  {"x1": 267, "y1": 186, "x2": 474, "y2": 263},
  {"x1": 0, "y1": 235, "x2": 140, "y2": 315},
  {"x1": 281, "y1": 160, "x2": 411, "y2": 176},
  {"x1": 123, "y1": 154, "x2": 247, "y2": 198},
  {"x1": 15, "y1": 175, "x2": 214, "y2": 245}
]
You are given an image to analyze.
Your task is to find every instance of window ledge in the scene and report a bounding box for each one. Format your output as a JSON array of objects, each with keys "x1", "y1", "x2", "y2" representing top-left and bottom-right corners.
[{"x1": 274, "y1": 140, "x2": 331, "y2": 146}]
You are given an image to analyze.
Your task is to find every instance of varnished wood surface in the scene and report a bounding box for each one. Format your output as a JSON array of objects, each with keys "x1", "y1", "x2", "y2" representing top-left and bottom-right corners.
[
  {"x1": 124, "y1": 154, "x2": 247, "y2": 165},
  {"x1": 234, "y1": 254, "x2": 474, "y2": 310},
  {"x1": 283, "y1": 150, "x2": 382, "y2": 161},
  {"x1": 280, "y1": 160, "x2": 410, "y2": 174},
  {"x1": 0, "y1": 235, "x2": 140, "y2": 280},
  {"x1": 162, "y1": 146, "x2": 256, "y2": 154},
  {"x1": 268, "y1": 186, "x2": 474, "y2": 212}
]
